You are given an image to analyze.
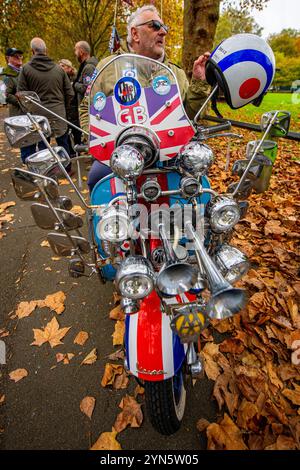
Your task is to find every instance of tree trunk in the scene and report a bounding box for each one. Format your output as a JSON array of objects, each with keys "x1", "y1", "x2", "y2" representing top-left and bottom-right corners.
[{"x1": 183, "y1": 0, "x2": 220, "y2": 79}]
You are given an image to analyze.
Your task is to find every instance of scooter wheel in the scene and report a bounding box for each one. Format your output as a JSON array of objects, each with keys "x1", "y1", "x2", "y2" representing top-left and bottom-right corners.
[{"x1": 144, "y1": 372, "x2": 186, "y2": 435}]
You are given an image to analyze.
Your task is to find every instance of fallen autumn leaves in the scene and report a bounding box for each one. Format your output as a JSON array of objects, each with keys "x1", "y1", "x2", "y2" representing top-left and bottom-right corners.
[{"x1": 197, "y1": 132, "x2": 300, "y2": 450}]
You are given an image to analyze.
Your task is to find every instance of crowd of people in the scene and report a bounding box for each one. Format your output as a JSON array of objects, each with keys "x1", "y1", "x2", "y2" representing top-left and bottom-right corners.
[{"x1": 0, "y1": 38, "x2": 98, "y2": 164}]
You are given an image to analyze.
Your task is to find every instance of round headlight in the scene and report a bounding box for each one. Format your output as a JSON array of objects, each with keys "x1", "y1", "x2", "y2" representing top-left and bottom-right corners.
[
  {"x1": 116, "y1": 256, "x2": 154, "y2": 300},
  {"x1": 97, "y1": 206, "x2": 129, "y2": 243},
  {"x1": 141, "y1": 179, "x2": 161, "y2": 201},
  {"x1": 214, "y1": 244, "x2": 250, "y2": 283},
  {"x1": 180, "y1": 176, "x2": 200, "y2": 198},
  {"x1": 178, "y1": 142, "x2": 214, "y2": 175},
  {"x1": 208, "y1": 196, "x2": 240, "y2": 233},
  {"x1": 110, "y1": 144, "x2": 144, "y2": 180}
]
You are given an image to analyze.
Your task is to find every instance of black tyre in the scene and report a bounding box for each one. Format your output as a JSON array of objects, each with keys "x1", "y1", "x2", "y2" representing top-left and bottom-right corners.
[{"x1": 144, "y1": 371, "x2": 186, "y2": 435}]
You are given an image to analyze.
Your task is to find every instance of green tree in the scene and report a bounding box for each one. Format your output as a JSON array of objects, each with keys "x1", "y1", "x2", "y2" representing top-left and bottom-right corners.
[
  {"x1": 269, "y1": 29, "x2": 300, "y2": 58},
  {"x1": 214, "y1": 6, "x2": 263, "y2": 47}
]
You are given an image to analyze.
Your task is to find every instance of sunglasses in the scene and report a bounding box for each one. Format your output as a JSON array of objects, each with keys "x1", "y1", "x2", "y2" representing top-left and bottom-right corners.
[{"x1": 135, "y1": 20, "x2": 169, "y2": 33}]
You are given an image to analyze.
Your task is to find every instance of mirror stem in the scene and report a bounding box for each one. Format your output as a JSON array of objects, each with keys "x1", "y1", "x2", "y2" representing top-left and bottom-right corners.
[
  {"x1": 232, "y1": 111, "x2": 279, "y2": 197},
  {"x1": 26, "y1": 113, "x2": 89, "y2": 208}
]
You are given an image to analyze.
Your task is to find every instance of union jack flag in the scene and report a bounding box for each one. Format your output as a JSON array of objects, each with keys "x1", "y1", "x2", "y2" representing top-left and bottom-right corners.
[{"x1": 89, "y1": 83, "x2": 195, "y2": 165}]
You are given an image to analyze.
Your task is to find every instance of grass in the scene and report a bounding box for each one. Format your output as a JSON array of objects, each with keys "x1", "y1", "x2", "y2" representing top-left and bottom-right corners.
[{"x1": 217, "y1": 93, "x2": 300, "y2": 132}]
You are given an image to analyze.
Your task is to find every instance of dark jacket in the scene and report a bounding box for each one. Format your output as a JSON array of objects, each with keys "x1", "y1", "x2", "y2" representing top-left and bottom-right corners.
[
  {"x1": 74, "y1": 56, "x2": 98, "y2": 105},
  {"x1": 0, "y1": 65, "x2": 22, "y2": 116},
  {"x1": 17, "y1": 54, "x2": 74, "y2": 137}
]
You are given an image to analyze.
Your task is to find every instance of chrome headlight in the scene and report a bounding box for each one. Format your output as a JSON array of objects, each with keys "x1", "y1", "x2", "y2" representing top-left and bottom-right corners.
[
  {"x1": 110, "y1": 144, "x2": 144, "y2": 180},
  {"x1": 178, "y1": 142, "x2": 214, "y2": 175},
  {"x1": 141, "y1": 179, "x2": 161, "y2": 201},
  {"x1": 180, "y1": 176, "x2": 200, "y2": 198},
  {"x1": 116, "y1": 256, "x2": 155, "y2": 300},
  {"x1": 98, "y1": 206, "x2": 129, "y2": 243},
  {"x1": 208, "y1": 196, "x2": 240, "y2": 233},
  {"x1": 214, "y1": 244, "x2": 250, "y2": 283}
]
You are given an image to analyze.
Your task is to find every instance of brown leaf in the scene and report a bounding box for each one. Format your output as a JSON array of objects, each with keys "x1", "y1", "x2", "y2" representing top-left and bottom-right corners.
[
  {"x1": 0, "y1": 395, "x2": 5, "y2": 404},
  {"x1": 74, "y1": 331, "x2": 89, "y2": 346},
  {"x1": 112, "y1": 321, "x2": 125, "y2": 346},
  {"x1": 134, "y1": 385, "x2": 145, "y2": 398},
  {"x1": 80, "y1": 348, "x2": 97, "y2": 365},
  {"x1": 109, "y1": 304, "x2": 125, "y2": 321},
  {"x1": 266, "y1": 361, "x2": 283, "y2": 390},
  {"x1": 31, "y1": 317, "x2": 71, "y2": 348},
  {"x1": 107, "y1": 349, "x2": 125, "y2": 361},
  {"x1": 113, "y1": 370, "x2": 129, "y2": 390},
  {"x1": 282, "y1": 387, "x2": 300, "y2": 406},
  {"x1": 0, "y1": 201, "x2": 16, "y2": 214},
  {"x1": 71, "y1": 205, "x2": 85, "y2": 216},
  {"x1": 40, "y1": 291, "x2": 66, "y2": 315},
  {"x1": 206, "y1": 413, "x2": 248, "y2": 450},
  {"x1": 201, "y1": 343, "x2": 221, "y2": 381},
  {"x1": 90, "y1": 428, "x2": 121, "y2": 450},
  {"x1": 16, "y1": 301, "x2": 38, "y2": 319},
  {"x1": 265, "y1": 435, "x2": 297, "y2": 450},
  {"x1": 196, "y1": 418, "x2": 211, "y2": 432},
  {"x1": 101, "y1": 363, "x2": 125, "y2": 388},
  {"x1": 9, "y1": 368, "x2": 28, "y2": 382},
  {"x1": 80, "y1": 396, "x2": 96, "y2": 419},
  {"x1": 40, "y1": 240, "x2": 50, "y2": 247},
  {"x1": 236, "y1": 400, "x2": 259, "y2": 431},
  {"x1": 264, "y1": 220, "x2": 285, "y2": 236},
  {"x1": 219, "y1": 338, "x2": 244, "y2": 355},
  {"x1": 113, "y1": 395, "x2": 143, "y2": 433}
]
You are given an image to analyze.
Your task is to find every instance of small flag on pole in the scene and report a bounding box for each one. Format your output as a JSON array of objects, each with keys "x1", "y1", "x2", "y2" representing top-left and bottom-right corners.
[{"x1": 109, "y1": 25, "x2": 121, "y2": 53}]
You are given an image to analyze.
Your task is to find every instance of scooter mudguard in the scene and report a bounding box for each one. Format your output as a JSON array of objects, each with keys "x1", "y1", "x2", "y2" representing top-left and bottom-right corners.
[{"x1": 125, "y1": 291, "x2": 195, "y2": 382}]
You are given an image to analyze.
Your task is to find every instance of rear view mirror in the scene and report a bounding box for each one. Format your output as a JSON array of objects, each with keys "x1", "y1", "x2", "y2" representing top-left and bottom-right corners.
[
  {"x1": 16, "y1": 91, "x2": 41, "y2": 113},
  {"x1": 47, "y1": 233, "x2": 90, "y2": 257},
  {"x1": 4, "y1": 115, "x2": 51, "y2": 148},
  {"x1": 260, "y1": 111, "x2": 291, "y2": 137},
  {"x1": 11, "y1": 168, "x2": 59, "y2": 201},
  {"x1": 26, "y1": 146, "x2": 71, "y2": 178},
  {"x1": 31, "y1": 203, "x2": 83, "y2": 231}
]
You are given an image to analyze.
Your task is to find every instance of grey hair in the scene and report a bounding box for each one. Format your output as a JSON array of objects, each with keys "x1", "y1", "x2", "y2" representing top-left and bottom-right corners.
[
  {"x1": 76, "y1": 41, "x2": 91, "y2": 55},
  {"x1": 30, "y1": 37, "x2": 47, "y2": 54},
  {"x1": 127, "y1": 5, "x2": 160, "y2": 45}
]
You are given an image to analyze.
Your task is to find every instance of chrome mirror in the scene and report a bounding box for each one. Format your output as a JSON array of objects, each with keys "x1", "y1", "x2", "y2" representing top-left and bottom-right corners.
[
  {"x1": 47, "y1": 233, "x2": 90, "y2": 257},
  {"x1": 26, "y1": 146, "x2": 70, "y2": 177},
  {"x1": 260, "y1": 111, "x2": 291, "y2": 137},
  {"x1": 16, "y1": 91, "x2": 41, "y2": 113},
  {"x1": 11, "y1": 168, "x2": 59, "y2": 201},
  {"x1": 31, "y1": 203, "x2": 83, "y2": 231},
  {"x1": 4, "y1": 115, "x2": 51, "y2": 148}
]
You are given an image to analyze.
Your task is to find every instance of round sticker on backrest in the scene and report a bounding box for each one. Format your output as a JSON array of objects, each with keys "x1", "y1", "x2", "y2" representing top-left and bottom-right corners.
[
  {"x1": 152, "y1": 75, "x2": 171, "y2": 95},
  {"x1": 114, "y1": 77, "x2": 141, "y2": 106},
  {"x1": 93, "y1": 92, "x2": 106, "y2": 111}
]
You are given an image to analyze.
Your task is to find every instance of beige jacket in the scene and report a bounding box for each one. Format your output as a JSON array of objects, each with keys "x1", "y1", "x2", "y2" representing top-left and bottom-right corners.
[{"x1": 79, "y1": 42, "x2": 209, "y2": 134}]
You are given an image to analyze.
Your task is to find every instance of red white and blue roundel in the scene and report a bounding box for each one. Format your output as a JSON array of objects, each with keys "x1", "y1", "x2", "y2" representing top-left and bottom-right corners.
[{"x1": 208, "y1": 34, "x2": 276, "y2": 109}]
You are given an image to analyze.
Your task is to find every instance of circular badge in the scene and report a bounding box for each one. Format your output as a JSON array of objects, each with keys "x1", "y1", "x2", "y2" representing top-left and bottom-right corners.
[
  {"x1": 114, "y1": 77, "x2": 141, "y2": 106},
  {"x1": 152, "y1": 75, "x2": 171, "y2": 95},
  {"x1": 93, "y1": 92, "x2": 106, "y2": 112}
]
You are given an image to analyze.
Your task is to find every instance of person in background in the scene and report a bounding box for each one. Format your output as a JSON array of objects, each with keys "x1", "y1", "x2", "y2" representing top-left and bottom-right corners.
[
  {"x1": 17, "y1": 38, "x2": 74, "y2": 163},
  {"x1": 58, "y1": 58, "x2": 80, "y2": 156},
  {"x1": 0, "y1": 48, "x2": 24, "y2": 117},
  {"x1": 73, "y1": 41, "x2": 98, "y2": 106}
]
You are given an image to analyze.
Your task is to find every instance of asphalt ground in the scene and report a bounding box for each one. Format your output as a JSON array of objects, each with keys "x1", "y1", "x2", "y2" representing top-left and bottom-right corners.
[{"x1": 0, "y1": 106, "x2": 218, "y2": 450}]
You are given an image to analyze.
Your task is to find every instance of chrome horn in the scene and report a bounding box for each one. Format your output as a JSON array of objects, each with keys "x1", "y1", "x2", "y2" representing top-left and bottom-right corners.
[
  {"x1": 156, "y1": 221, "x2": 198, "y2": 297},
  {"x1": 185, "y1": 221, "x2": 247, "y2": 320}
]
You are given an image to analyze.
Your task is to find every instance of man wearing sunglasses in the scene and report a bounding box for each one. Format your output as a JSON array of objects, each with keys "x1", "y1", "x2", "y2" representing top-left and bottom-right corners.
[{"x1": 80, "y1": 4, "x2": 210, "y2": 191}]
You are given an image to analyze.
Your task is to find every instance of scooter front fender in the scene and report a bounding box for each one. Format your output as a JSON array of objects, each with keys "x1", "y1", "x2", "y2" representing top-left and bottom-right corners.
[{"x1": 125, "y1": 291, "x2": 187, "y2": 382}]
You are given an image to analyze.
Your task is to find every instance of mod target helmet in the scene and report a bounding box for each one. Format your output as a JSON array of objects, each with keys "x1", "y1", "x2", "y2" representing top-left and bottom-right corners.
[{"x1": 205, "y1": 33, "x2": 276, "y2": 109}]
